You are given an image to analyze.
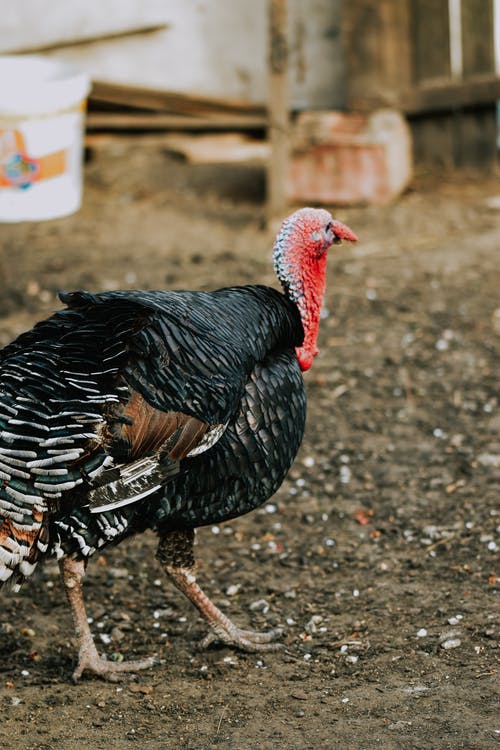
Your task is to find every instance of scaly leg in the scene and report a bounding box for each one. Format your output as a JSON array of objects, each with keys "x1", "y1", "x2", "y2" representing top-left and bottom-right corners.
[
  {"x1": 60, "y1": 556, "x2": 158, "y2": 682},
  {"x1": 157, "y1": 529, "x2": 283, "y2": 652}
]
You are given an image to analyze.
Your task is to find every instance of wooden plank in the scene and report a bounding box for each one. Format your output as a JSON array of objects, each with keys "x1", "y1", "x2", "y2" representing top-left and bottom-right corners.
[
  {"x1": 411, "y1": 113, "x2": 457, "y2": 167},
  {"x1": 7, "y1": 25, "x2": 168, "y2": 54},
  {"x1": 410, "y1": 105, "x2": 497, "y2": 168},
  {"x1": 342, "y1": 0, "x2": 412, "y2": 110},
  {"x1": 266, "y1": 0, "x2": 289, "y2": 226},
  {"x1": 454, "y1": 106, "x2": 498, "y2": 166},
  {"x1": 90, "y1": 81, "x2": 266, "y2": 118},
  {"x1": 399, "y1": 74, "x2": 500, "y2": 113},
  {"x1": 86, "y1": 112, "x2": 267, "y2": 132},
  {"x1": 158, "y1": 134, "x2": 269, "y2": 165},
  {"x1": 411, "y1": 0, "x2": 451, "y2": 83},
  {"x1": 461, "y1": 0, "x2": 495, "y2": 76}
]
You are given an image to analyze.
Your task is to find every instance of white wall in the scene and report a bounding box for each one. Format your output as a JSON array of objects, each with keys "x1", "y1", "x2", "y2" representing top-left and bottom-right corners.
[{"x1": 0, "y1": 0, "x2": 345, "y2": 109}]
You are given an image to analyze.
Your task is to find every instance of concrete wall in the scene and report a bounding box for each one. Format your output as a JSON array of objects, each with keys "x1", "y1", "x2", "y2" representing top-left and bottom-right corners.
[{"x1": 0, "y1": 0, "x2": 345, "y2": 109}]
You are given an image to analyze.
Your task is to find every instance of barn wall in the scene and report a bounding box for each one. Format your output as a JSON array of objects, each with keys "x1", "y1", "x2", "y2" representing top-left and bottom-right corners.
[{"x1": 0, "y1": 0, "x2": 345, "y2": 109}]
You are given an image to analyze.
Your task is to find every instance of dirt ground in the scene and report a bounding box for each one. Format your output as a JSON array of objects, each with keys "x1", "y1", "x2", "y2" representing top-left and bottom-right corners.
[{"x1": 0, "y1": 140, "x2": 498, "y2": 750}]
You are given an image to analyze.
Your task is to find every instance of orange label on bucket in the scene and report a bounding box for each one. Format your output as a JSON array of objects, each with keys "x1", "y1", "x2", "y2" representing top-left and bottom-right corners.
[{"x1": 0, "y1": 129, "x2": 67, "y2": 189}]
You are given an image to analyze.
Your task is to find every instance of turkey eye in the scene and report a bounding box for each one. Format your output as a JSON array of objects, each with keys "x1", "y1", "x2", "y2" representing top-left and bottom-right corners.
[{"x1": 325, "y1": 222, "x2": 332, "y2": 232}]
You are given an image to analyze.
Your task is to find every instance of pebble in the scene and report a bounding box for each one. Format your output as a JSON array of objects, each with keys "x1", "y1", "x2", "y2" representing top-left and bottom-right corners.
[
  {"x1": 340, "y1": 466, "x2": 352, "y2": 484},
  {"x1": 110, "y1": 627, "x2": 125, "y2": 642},
  {"x1": 304, "y1": 615, "x2": 323, "y2": 634},
  {"x1": 108, "y1": 567, "x2": 129, "y2": 579},
  {"x1": 477, "y1": 453, "x2": 500, "y2": 468},
  {"x1": 249, "y1": 599, "x2": 269, "y2": 613},
  {"x1": 441, "y1": 638, "x2": 461, "y2": 650},
  {"x1": 416, "y1": 628, "x2": 428, "y2": 638},
  {"x1": 433, "y1": 428, "x2": 447, "y2": 439},
  {"x1": 303, "y1": 456, "x2": 315, "y2": 468},
  {"x1": 225, "y1": 584, "x2": 241, "y2": 597}
]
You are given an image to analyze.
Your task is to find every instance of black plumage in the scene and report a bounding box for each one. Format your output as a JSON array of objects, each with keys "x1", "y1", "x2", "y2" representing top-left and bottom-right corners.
[{"x1": 0, "y1": 207, "x2": 357, "y2": 680}]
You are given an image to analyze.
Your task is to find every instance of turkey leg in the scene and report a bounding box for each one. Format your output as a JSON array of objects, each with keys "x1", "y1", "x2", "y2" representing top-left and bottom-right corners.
[
  {"x1": 60, "y1": 556, "x2": 158, "y2": 681},
  {"x1": 157, "y1": 529, "x2": 283, "y2": 652}
]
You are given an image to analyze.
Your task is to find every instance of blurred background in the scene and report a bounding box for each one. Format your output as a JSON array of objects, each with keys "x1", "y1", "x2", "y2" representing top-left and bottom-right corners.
[{"x1": 0, "y1": 4, "x2": 499, "y2": 748}]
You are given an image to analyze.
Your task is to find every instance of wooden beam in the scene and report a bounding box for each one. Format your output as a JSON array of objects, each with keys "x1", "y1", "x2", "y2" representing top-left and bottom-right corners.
[
  {"x1": 400, "y1": 74, "x2": 500, "y2": 114},
  {"x1": 8, "y1": 25, "x2": 168, "y2": 55},
  {"x1": 90, "y1": 80, "x2": 265, "y2": 118},
  {"x1": 86, "y1": 112, "x2": 267, "y2": 132},
  {"x1": 266, "y1": 0, "x2": 289, "y2": 227}
]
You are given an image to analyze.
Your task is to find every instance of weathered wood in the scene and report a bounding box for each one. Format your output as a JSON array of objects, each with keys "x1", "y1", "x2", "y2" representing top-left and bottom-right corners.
[
  {"x1": 411, "y1": 0, "x2": 450, "y2": 82},
  {"x1": 86, "y1": 112, "x2": 267, "y2": 132},
  {"x1": 400, "y1": 74, "x2": 500, "y2": 113},
  {"x1": 411, "y1": 105, "x2": 497, "y2": 168},
  {"x1": 342, "y1": 0, "x2": 412, "y2": 110},
  {"x1": 9, "y1": 25, "x2": 168, "y2": 55},
  {"x1": 157, "y1": 133, "x2": 269, "y2": 165},
  {"x1": 461, "y1": 0, "x2": 495, "y2": 76},
  {"x1": 266, "y1": 0, "x2": 289, "y2": 226},
  {"x1": 90, "y1": 81, "x2": 266, "y2": 118},
  {"x1": 454, "y1": 105, "x2": 498, "y2": 166},
  {"x1": 411, "y1": 113, "x2": 457, "y2": 168}
]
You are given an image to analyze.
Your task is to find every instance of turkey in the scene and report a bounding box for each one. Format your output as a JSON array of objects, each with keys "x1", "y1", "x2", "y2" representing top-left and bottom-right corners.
[{"x1": 0, "y1": 208, "x2": 357, "y2": 681}]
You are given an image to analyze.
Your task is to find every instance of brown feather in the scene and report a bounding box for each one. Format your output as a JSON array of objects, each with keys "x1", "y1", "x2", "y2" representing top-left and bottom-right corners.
[{"x1": 106, "y1": 389, "x2": 211, "y2": 462}]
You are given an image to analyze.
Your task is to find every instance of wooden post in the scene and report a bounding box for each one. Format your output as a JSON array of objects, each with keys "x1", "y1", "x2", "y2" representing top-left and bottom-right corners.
[{"x1": 267, "y1": 0, "x2": 289, "y2": 228}]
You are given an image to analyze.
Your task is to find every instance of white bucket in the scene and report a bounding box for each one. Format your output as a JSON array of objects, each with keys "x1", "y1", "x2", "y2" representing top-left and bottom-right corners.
[{"x1": 0, "y1": 55, "x2": 90, "y2": 222}]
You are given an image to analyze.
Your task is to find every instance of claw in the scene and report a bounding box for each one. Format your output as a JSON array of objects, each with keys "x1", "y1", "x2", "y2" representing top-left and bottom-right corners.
[
  {"x1": 199, "y1": 626, "x2": 284, "y2": 652},
  {"x1": 73, "y1": 651, "x2": 159, "y2": 683}
]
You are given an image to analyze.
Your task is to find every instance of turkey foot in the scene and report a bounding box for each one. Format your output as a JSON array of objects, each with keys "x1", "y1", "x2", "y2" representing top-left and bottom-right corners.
[
  {"x1": 166, "y1": 564, "x2": 284, "y2": 652},
  {"x1": 60, "y1": 557, "x2": 158, "y2": 682},
  {"x1": 157, "y1": 529, "x2": 284, "y2": 653}
]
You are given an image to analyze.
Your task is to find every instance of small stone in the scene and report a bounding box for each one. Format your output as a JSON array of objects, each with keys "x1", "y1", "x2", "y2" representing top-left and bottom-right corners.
[
  {"x1": 249, "y1": 599, "x2": 269, "y2": 613},
  {"x1": 441, "y1": 638, "x2": 461, "y2": 649},
  {"x1": 339, "y1": 466, "x2": 352, "y2": 484},
  {"x1": 304, "y1": 615, "x2": 323, "y2": 634},
  {"x1": 110, "y1": 627, "x2": 125, "y2": 642},
  {"x1": 477, "y1": 453, "x2": 500, "y2": 468},
  {"x1": 225, "y1": 584, "x2": 241, "y2": 597},
  {"x1": 108, "y1": 567, "x2": 129, "y2": 579},
  {"x1": 416, "y1": 628, "x2": 428, "y2": 638}
]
